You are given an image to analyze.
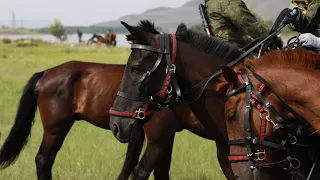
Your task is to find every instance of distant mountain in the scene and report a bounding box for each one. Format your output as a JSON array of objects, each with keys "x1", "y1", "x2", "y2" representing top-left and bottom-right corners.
[{"x1": 94, "y1": 0, "x2": 291, "y2": 32}]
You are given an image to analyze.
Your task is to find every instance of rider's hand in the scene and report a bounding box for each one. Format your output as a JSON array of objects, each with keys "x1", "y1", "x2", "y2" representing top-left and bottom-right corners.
[{"x1": 299, "y1": 33, "x2": 320, "y2": 49}]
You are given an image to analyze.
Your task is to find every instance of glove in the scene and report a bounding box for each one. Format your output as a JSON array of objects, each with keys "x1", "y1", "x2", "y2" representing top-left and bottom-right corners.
[{"x1": 299, "y1": 33, "x2": 320, "y2": 49}]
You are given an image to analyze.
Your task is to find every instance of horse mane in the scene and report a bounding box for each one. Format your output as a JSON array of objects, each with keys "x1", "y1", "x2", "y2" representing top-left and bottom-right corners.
[
  {"x1": 238, "y1": 48, "x2": 320, "y2": 72},
  {"x1": 175, "y1": 23, "x2": 243, "y2": 62},
  {"x1": 216, "y1": 48, "x2": 320, "y2": 97},
  {"x1": 125, "y1": 20, "x2": 243, "y2": 62}
]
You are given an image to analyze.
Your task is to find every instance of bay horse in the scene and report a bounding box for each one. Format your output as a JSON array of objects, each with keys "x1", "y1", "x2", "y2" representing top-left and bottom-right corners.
[
  {"x1": 108, "y1": 20, "x2": 318, "y2": 180},
  {"x1": 218, "y1": 49, "x2": 320, "y2": 179},
  {"x1": 0, "y1": 62, "x2": 143, "y2": 180},
  {"x1": 87, "y1": 33, "x2": 116, "y2": 46},
  {"x1": 0, "y1": 61, "x2": 232, "y2": 180}
]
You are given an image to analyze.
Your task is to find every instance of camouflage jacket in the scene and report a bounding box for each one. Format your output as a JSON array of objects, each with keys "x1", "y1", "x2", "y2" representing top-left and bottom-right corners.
[
  {"x1": 305, "y1": 0, "x2": 320, "y2": 21},
  {"x1": 204, "y1": 0, "x2": 268, "y2": 48},
  {"x1": 291, "y1": 0, "x2": 320, "y2": 35}
]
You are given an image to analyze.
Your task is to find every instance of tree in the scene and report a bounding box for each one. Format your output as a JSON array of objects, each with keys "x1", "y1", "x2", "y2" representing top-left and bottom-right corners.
[{"x1": 48, "y1": 18, "x2": 67, "y2": 42}]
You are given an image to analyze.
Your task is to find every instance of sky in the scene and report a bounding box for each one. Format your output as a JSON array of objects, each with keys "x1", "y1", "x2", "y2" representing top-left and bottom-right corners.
[{"x1": 0, "y1": 0, "x2": 190, "y2": 28}]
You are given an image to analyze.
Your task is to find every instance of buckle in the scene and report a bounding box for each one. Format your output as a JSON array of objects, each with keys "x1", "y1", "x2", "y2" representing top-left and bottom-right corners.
[
  {"x1": 255, "y1": 150, "x2": 266, "y2": 161},
  {"x1": 135, "y1": 108, "x2": 145, "y2": 119},
  {"x1": 166, "y1": 64, "x2": 176, "y2": 73},
  {"x1": 166, "y1": 85, "x2": 172, "y2": 95}
]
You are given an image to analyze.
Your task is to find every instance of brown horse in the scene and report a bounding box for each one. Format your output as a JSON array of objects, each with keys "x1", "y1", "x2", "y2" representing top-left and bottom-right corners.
[
  {"x1": 0, "y1": 61, "x2": 232, "y2": 180},
  {"x1": 0, "y1": 62, "x2": 143, "y2": 180},
  {"x1": 108, "y1": 20, "x2": 318, "y2": 180},
  {"x1": 109, "y1": 20, "x2": 246, "y2": 179},
  {"x1": 87, "y1": 33, "x2": 116, "y2": 46},
  {"x1": 219, "y1": 49, "x2": 320, "y2": 179}
]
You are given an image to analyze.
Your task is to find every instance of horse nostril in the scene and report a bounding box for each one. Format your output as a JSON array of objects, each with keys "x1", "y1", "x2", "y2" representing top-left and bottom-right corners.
[{"x1": 113, "y1": 123, "x2": 119, "y2": 135}]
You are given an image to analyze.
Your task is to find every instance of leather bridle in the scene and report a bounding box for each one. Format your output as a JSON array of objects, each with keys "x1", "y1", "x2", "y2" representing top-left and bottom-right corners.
[
  {"x1": 223, "y1": 69, "x2": 317, "y2": 178},
  {"x1": 109, "y1": 8, "x2": 298, "y2": 120},
  {"x1": 109, "y1": 33, "x2": 181, "y2": 119}
]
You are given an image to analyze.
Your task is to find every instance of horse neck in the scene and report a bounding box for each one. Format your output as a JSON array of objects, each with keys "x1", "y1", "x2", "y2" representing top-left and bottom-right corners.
[
  {"x1": 175, "y1": 41, "x2": 229, "y2": 90},
  {"x1": 174, "y1": 41, "x2": 232, "y2": 140},
  {"x1": 251, "y1": 68, "x2": 320, "y2": 135}
]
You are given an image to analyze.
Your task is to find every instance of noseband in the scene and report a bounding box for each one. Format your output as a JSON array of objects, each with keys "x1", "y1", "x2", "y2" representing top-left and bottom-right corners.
[
  {"x1": 223, "y1": 69, "x2": 318, "y2": 178},
  {"x1": 109, "y1": 33, "x2": 181, "y2": 119}
]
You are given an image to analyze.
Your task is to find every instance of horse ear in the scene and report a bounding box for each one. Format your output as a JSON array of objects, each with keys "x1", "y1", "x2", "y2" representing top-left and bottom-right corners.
[
  {"x1": 120, "y1": 21, "x2": 149, "y2": 42},
  {"x1": 221, "y1": 65, "x2": 238, "y2": 85},
  {"x1": 120, "y1": 21, "x2": 135, "y2": 35}
]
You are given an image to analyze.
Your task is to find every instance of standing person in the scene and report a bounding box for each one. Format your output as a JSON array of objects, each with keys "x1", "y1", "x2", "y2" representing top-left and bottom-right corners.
[
  {"x1": 77, "y1": 28, "x2": 83, "y2": 44},
  {"x1": 204, "y1": 0, "x2": 283, "y2": 48}
]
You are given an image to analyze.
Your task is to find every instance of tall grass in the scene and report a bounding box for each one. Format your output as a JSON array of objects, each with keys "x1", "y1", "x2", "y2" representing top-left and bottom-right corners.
[{"x1": 0, "y1": 42, "x2": 225, "y2": 180}]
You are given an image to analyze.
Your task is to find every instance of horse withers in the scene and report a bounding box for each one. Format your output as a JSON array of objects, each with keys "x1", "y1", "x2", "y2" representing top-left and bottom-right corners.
[{"x1": 218, "y1": 49, "x2": 320, "y2": 180}]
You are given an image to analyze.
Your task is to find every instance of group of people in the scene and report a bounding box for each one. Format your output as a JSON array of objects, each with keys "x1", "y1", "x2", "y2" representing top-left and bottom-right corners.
[{"x1": 204, "y1": 0, "x2": 320, "y2": 50}]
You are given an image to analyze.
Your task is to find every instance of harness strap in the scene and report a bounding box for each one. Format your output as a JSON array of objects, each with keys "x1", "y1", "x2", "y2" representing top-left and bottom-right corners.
[
  {"x1": 110, "y1": 33, "x2": 178, "y2": 120},
  {"x1": 250, "y1": 70, "x2": 307, "y2": 127},
  {"x1": 228, "y1": 138, "x2": 287, "y2": 150}
]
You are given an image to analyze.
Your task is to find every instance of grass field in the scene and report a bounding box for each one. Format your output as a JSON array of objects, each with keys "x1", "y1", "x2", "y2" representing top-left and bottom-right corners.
[{"x1": 0, "y1": 41, "x2": 225, "y2": 180}]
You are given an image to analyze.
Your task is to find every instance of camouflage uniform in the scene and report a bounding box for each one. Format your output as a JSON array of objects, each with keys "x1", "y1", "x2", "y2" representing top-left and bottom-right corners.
[
  {"x1": 204, "y1": 0, "x2": 268, "y2": 48},
  {"x1": 291, "y1": 0, "x2": 320, "y2": 35}
]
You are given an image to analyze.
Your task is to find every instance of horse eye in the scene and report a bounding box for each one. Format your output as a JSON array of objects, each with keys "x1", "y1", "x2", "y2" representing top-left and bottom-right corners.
[
  {"x1": 131, "y1": 65, "x2": 140, "y2": 73},
  {"x1": 228, "y1": 111, "x2": 236, "y2": 121}
]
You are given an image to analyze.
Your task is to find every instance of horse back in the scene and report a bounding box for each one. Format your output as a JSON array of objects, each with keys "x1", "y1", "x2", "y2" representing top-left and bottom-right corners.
[{"x1": 36, "y1": 61, "x2": 125, "y2": 129}]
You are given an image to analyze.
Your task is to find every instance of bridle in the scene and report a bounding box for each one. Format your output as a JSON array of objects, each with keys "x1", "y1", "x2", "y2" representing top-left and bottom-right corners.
[
  {"x1": 223, "y1": 69, "x2": 317, "y2": 179},
  {"x1": 109, "y1": 33, "x2": 181, "y2": 119},
  {"x1": 109, "y1": 8, "x2": 300, "y2": 120}
]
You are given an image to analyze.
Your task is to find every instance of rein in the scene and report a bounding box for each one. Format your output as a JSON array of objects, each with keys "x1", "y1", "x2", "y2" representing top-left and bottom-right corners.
[{"x1": 223, "y1": 70, "x2": 317, "y2": 178}]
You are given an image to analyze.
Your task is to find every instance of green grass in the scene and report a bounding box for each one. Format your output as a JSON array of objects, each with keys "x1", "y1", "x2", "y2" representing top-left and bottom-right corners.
[{"x1": 0, "y1": 42, "x2": 225, "y2": 179}]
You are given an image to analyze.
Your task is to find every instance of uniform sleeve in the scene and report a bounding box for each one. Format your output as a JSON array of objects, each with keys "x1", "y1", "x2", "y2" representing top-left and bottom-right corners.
[
  {"x1": 224, "y1": 0, "x2": 268, "y2": 38},
  {"x1": 306, "y1": 0, "x2": 320, "y2": 21}
]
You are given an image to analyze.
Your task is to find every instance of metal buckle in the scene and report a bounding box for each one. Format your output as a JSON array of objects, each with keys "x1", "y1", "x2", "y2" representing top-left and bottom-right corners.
[
  {"x1": 255, "y1": 150, "x2": 266, "y2": 161},
  {"x1": 166, "y1": 64, "x2": 176, "y2": 73},
  {"x1": 260, "y1": 109, "x2": 277, "y2": 126},
  {"x1": 166, "y1": 85, "x2": 172, "y2": 95},
  {"x1": 135, "y1": 108, "x2": 145, "y2": 119}
]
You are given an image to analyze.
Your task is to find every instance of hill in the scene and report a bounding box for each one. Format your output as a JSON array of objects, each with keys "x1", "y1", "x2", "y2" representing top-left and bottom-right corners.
[{"x1": 94, "y1": 0, "x2": 291, "y2": 32}]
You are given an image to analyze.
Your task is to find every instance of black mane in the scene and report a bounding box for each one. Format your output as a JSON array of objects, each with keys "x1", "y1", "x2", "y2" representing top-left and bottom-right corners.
[
  {"x1": 126, "y1": 20, "x2": 243, "y2": 62},
  {"x1": 175, "y1": 23, "x2": 243, "y2": 62}
]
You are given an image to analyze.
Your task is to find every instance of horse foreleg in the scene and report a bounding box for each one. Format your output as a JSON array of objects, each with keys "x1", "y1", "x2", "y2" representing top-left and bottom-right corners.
[
  {"x1": 153, "y1": 133, "x2": 175, "y2": 180},
  {"x1": 132, "y1": 141, "x2": 161, "y2": 180},
  {"x1": 35, "y1": 120, "x2": 74, "y2": 180},
  {"x1": 216, "y1": 141, "x2": 236, "y2": 180}
]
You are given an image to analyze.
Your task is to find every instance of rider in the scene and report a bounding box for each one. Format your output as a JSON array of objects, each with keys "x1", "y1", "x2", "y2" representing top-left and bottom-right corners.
[
  {"x1": 77, "y1": 28, "x2": 83, "y2": 44},
  {"x1": 105, "y1": 29, "x2": 111, "y2": 41},
  {"x1": 291, "y1": 0, "x2": 320, "y2": 49},
  {"x1": 204, "y1": 0, "x2": 283, "y2": 48}
]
